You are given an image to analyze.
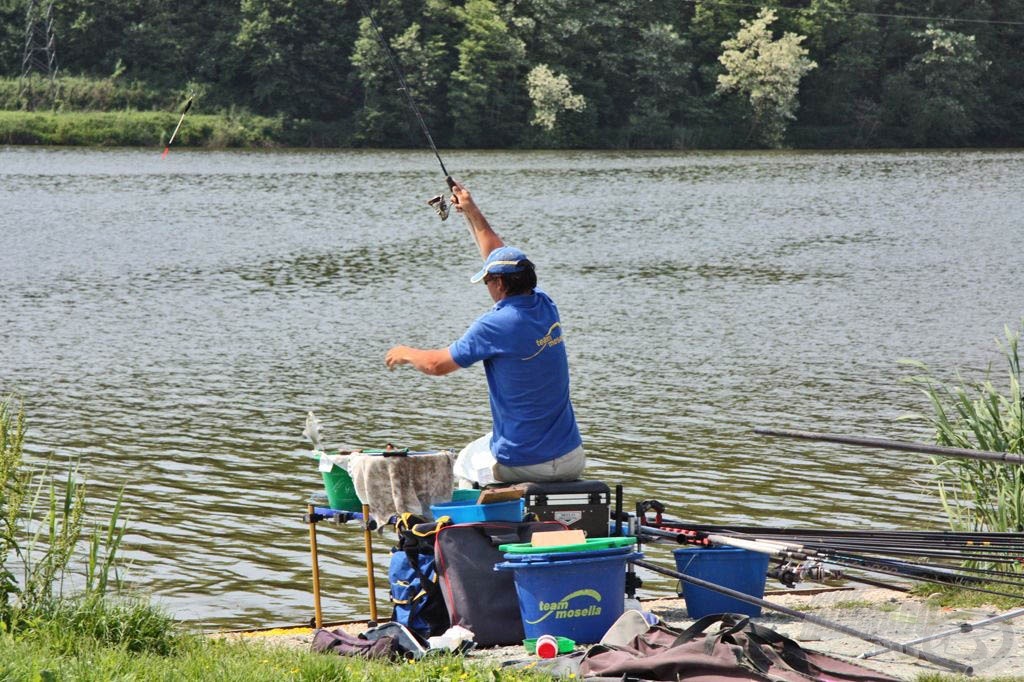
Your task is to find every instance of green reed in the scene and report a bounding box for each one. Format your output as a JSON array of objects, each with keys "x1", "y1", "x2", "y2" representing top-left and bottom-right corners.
[
  {"x1": 0, "y1": 395, "x2": 136, "y2": 636},
  {"x1": 0, "y1": 395, "x2": 27, "y2": 616},
  {"x1": 901, "y1": 323, "x2": 1024, "y2": 534}
]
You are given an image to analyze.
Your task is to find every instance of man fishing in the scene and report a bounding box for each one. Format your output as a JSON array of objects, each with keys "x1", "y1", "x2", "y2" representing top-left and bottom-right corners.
[{"x1": 385, "y1": 180, "x2": 584, "y2": 487}]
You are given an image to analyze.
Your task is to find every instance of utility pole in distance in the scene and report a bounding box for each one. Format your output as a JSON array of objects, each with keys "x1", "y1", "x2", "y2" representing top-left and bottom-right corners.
[{"x1": 19, "y1": 0, "x2": 59, "y2": 109}]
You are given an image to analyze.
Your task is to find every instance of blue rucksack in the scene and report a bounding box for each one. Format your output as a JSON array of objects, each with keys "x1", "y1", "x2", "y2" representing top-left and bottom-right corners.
[{"x1": 388, "y1": 513, "x2": 451, "y2": 640}]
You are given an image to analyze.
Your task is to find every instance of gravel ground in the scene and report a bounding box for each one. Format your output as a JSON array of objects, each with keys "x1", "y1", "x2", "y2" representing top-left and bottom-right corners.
[{"x1": 220, "y1": 587, "x2": 1024, "y2": 680}]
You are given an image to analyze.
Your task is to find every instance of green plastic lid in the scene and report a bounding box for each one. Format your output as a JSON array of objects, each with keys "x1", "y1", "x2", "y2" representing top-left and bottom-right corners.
[
  {"x1": 500, "y1": 535, "x2": 636, "y2": 554},
  {"x1": 523, "y1": 636, "x2": 575, "y2": 654}
]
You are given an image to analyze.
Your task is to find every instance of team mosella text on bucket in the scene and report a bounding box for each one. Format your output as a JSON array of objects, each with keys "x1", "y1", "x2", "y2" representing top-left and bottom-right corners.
[{"x1": 533, "y1": 602, "x2": 602, "y2": 619}]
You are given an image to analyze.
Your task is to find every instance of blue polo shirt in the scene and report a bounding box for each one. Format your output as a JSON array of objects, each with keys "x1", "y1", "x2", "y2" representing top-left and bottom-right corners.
[{"x1": 449, "y1": 289, "x2": 582, "y2": 467}]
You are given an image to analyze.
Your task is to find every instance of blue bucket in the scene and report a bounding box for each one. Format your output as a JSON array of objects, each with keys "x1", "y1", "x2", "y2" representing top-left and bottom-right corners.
[
  {"x1": 673, "y1": 547, "x2": 769, "y2": 618},
  {"x1": 495, "y1": 551, "x2": 641, "y2": 644}
]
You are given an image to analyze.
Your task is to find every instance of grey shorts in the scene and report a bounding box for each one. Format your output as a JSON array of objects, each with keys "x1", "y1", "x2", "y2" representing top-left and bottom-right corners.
[{"x1": 491, "y1": 444, "x2": 586, "y2": 484}]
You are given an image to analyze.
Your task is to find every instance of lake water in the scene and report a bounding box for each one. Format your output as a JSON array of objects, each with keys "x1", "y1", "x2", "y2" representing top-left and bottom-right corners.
[{"x1": 1, "y1": 146, "x2": 1022, "y2": 629}]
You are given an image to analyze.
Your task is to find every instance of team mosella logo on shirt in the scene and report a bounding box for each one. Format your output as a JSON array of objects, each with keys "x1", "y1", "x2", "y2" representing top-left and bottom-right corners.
[{"x1": 522, "y1": 322, "x2": 564, "y2": 360}]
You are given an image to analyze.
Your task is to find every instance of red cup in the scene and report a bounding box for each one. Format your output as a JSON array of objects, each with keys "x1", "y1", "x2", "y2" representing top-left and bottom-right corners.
[{"x1": 536, "y1": 634, "x2": 558, "y2": 658}]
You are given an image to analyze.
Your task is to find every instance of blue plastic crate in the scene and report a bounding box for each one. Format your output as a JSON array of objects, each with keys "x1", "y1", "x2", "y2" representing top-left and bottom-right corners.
[{"x1": 430, "y1": 498, "x2": 524, "y2": 523}]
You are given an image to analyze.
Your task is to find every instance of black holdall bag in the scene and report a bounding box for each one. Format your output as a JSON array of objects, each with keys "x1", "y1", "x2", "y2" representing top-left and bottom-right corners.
[{"x1": 434, "y1": 520, "x2": 566, "y2": 647}]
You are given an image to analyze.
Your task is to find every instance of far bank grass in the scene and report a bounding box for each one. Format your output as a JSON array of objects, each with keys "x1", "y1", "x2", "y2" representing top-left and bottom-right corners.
[
  {"x1": 0, "y1": 110, "x2": 286, "y2": 147},
  {"x1": 0, "y1": 110, "x2": 355, "y2": 148}
]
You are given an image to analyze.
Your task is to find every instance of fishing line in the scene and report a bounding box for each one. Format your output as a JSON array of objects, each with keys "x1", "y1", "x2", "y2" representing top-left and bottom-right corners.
[
  {"x1": 162, "y1": 93, "x2": 194, "y2": 159},
  {"x1": 680, "y1": 0, "x2": 1024, "y2": 28},
  {"x1": 354, "y1": 0, "x2": 454, "y2": 220}
]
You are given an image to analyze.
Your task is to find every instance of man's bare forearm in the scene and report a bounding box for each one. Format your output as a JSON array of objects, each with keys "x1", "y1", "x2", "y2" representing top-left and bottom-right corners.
[
  {"x1": 451, "y1": 181, "x2": 503, "y2": 259},
  {"x1": 385, "y1": 346, "x2": 459, "y2": 376},
  {"x1": 463, "y1": 204, "x2": 503, "y2": 259}
]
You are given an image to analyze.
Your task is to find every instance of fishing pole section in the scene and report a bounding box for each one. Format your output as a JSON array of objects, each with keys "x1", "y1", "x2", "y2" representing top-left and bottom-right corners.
[
  {"x1": 162, "y1": 93, "x2": 194, "y2": 158},
  {"x1": 626, "y1": 426, "x2": 1024, "y2": 601},
  {"x1": 607, "y1": 420, "x2": 1024, "y2": 676},
  {"x1": 615, "y1": 496, "x2": 1024, "y2": 675},
  {"x1": 354, "y1": 0, "x2": 455, "y2": 220}
]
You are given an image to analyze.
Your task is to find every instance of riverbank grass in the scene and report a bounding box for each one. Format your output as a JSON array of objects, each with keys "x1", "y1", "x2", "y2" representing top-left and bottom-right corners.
[
  {"x1": 3, "y1": 622, "x2": 554, "y2": 682},
  {"x1": 0, "y1": 110, "x2": 284, "y2": 147},
  {"x1": 902, "y1": 322, "x2": 1024, "y2": 536}
]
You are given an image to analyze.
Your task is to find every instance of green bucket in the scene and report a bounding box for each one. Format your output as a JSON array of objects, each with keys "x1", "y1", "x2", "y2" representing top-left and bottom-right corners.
[{"x1": 321, "y1": 464, "x2": 362, "y2": 511}]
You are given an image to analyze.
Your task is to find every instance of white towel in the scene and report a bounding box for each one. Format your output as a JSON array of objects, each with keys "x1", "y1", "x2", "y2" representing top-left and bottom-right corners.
[{"x1": 348, "y1": 450, "x2": 456, "y2": 520}]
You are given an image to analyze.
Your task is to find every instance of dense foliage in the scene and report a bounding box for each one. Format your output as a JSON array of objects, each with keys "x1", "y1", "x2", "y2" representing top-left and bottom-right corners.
[{"x1": 1, "y1": 0, "x2": 1022, "y2": 148}]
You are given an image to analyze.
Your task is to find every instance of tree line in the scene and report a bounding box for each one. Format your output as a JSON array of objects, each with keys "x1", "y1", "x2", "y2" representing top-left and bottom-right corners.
[{"x1": 1, "y1": 0, "x2": 1021, "y2": 149}]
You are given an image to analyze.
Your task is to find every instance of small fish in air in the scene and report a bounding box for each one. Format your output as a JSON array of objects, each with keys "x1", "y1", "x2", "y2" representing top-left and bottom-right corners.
[{"x1": 303, "y1": 411, "x2": 324, "y2": 452}]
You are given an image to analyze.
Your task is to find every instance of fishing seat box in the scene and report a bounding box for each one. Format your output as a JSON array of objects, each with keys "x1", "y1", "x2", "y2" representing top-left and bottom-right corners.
[{"x1": 522, "y1": 480, "x2": 610, "y2": 538}]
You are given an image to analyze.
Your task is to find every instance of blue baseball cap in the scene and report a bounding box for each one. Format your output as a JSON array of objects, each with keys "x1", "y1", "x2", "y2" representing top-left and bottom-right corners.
[{"x1": 470, "y1": 246, "x2": 529, "y2": 283}]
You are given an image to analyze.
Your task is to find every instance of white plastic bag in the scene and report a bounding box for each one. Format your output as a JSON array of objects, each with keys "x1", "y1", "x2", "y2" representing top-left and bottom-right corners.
[{"x1": 452, "y1": 433, "x2": 496, "y2": 487}]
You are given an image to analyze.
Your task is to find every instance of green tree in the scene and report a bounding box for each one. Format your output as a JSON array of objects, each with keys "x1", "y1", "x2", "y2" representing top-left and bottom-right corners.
[
  {"x1": 500, "y1": 0, "x2": 612, "y2": 144},
  {"x1": 0, "y1": 0, "x2": 24, "y2": 76},
  {"x1": 894, "y1": 26, "x2": 991, "y2": 146},
  {"x1": 970, "y1": 0, "x2": 1024, "y2": 145},
  {"x1": 793, "y1": 0, "x2": 886, "y2": 145},
  {"x1": 234, "y1": 0, "x2": 356, "y2": 120},
  {"x1": 448, "y1": 0, "x2": 526, "y2": 146},
  {"x1": 628, "y1": 22, "x2": 698, "y2": 148},
  {"x1": 688, "y1": 0, "x2": 751, "y2": 93},
  {"x1": 716, "y1": 8, "x2": 817, "y2": 148},
  {"x1": 525, "y1": 63, "x2": 584, "y2": 131},
  {"x1": 48, "y1": 0, "x2": 142, "y2": 76},
  {"x1": 351, "y1": 4, "x2": 449, "y2": 147}
]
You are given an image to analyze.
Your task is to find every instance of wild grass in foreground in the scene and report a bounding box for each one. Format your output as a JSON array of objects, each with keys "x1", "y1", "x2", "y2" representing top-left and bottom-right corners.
[
  {"x1": 909, "y1": 581, "x2": 1024, "y2": 611},
  {"x1": 2, "y1": 623, "x2": 555, "y2": 682},
  {"x1": 917, "y1": 671, "x2": 1019, "y2": 675}
]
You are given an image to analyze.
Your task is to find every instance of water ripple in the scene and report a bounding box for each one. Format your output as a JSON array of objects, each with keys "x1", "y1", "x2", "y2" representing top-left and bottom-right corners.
[{"x1": 2, "y1": 147, "x2": 1022, "y2": 627}]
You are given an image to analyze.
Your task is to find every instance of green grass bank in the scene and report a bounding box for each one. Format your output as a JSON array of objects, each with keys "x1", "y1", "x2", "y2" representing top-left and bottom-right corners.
[
  {"x1": 2, "y1": 624, "x2": 552, "y2": 682},
  {"x1": 0, "y1": 110, "x2": 294, "y2": 147}
]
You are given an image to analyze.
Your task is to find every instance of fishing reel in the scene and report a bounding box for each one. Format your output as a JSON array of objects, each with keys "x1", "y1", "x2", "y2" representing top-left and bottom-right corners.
[
  {"x1": 427, "y1": 176, "x2": 458, "y2": 221},
  {"x1": 427, "y1": 193, "x2": 450, "y2": 221},
  {"x1": 771, "y1": 561, "x2": 845, "y2": 588}
]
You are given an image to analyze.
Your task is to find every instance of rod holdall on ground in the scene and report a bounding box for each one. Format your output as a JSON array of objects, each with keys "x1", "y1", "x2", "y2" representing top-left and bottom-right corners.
[
  {"x1": 434, "y1": 520, "x2": 567, "y2": 647},
  {"x1": 578, "y1": 612, "x2": 902, "y2": 681},
  {"x1": 387, "y1": 513, "x2": 452, "y2": 640}
]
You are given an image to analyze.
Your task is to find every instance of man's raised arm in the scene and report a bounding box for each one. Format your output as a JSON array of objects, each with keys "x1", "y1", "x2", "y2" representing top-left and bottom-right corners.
[{"x1": 450, "y1": 180, "x2": 503, "y2": 260}]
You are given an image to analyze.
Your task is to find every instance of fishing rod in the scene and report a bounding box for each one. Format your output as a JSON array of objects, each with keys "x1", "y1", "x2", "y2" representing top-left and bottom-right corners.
[
  {"x1": 354, "y1": 0, "x2": 454, "y2": 220},
  {"x1": 670, "y1": 524, "x2": 1024, "y2": 542},
  {"x1": 630, "y1": 558, "x2": 973, "y2": 675},
  {"x1": 671, "y1": 522, "x2": 1024, "y2": 555},
  {"x1": 648, "y1": 524, "x2": 1024, "y2": 591},
  {"x1": 859, "y1": 605, "x2": 1024, "y2": 660},
  {"x1": 671, "y1": 522, "x2": 1024, "y2": 542},
  {"x1": 755, "y1": 427, "x2": 1024, "y2": 465},
  {"x1": 162, "y1": 94, "x2": 194, "y2": 158},
  {"x1": 638, "y1": 524, "x2": 1024, "y2": 599},
  {"x1": 680, "y1": 529, "x2": 1024, "y2": 566}
]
